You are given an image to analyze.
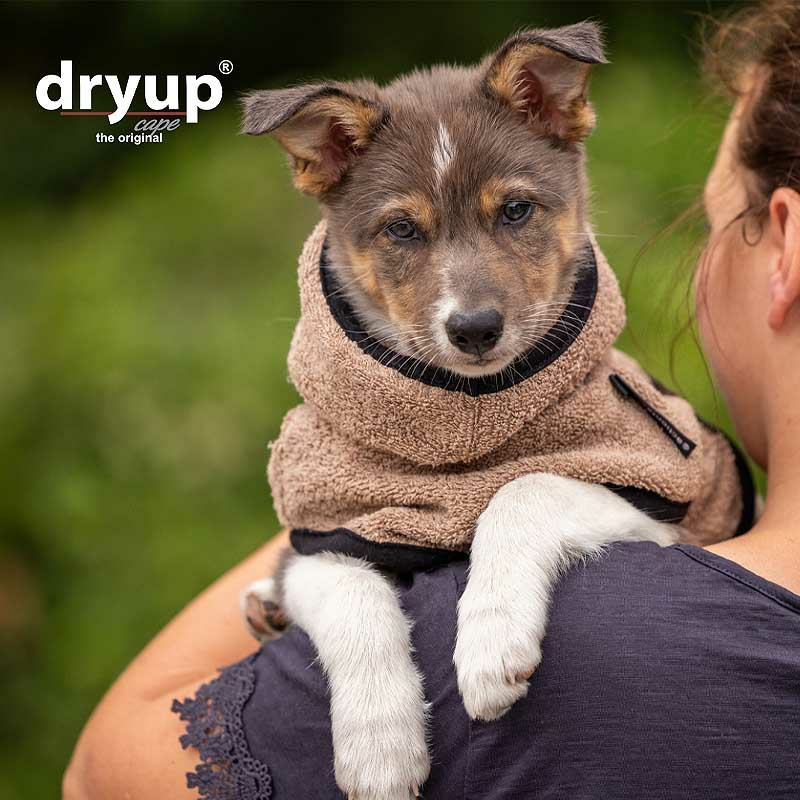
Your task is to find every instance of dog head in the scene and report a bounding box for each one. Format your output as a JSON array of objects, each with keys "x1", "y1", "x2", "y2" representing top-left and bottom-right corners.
[{"x1": 243, "y1": 23, "x2": 606, "y2": 377}]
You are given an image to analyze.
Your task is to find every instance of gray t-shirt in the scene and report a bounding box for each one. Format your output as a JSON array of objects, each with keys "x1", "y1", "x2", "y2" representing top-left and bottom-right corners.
[{"x1": 174, "y1": 541, "x2": 800, "y2": 799}]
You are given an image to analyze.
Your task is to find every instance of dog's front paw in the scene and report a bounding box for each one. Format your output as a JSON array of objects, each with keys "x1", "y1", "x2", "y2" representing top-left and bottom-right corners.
[
  {"x1": 333, "y1": 703, "x2": 429, "y2": 800},
  {"x1": 454, "y1": 603, "x2": 543, "y2": 721},
  {"x1": 239, "y1": 578, "x2": 289, "y2": 642}
]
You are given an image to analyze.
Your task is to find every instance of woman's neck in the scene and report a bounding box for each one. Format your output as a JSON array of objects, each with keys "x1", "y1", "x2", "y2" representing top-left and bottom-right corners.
[{"x1": 706, "y1": 378, "x2": 800, "y2": 593}]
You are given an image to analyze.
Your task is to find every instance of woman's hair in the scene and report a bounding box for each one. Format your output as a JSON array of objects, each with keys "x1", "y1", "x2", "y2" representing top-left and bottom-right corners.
[
  {"x1": 703, "y1": 0, "x2": 800, "y2": 223},
  {"x1": 655, "y1": 0, "x2": 800, "y2": 391}
]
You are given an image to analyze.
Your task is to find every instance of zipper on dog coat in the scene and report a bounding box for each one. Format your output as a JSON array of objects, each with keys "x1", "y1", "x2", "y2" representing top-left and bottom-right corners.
[{"x1": 609, "y1": 374, "x2": 697, "y2": 458}]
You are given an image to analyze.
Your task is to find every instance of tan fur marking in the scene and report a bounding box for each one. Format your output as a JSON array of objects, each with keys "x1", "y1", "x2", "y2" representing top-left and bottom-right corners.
[
  {"x1": 380, "y1": 192, "x2": 435, "y2": 231},
  {"x1": 293, "y1": 164, "x2": 330, "y2": 196},
  {"x1": 563, "y1": 103, "x2": 596, "y2": 143},
  {"x1": 480, "y1": 179, "x2": 502, "y2": 217},
  {"x1": 347, "y1": 245, "x2": 384, "y2": 307},
  {"x1": 555, "y1": 206, "x2": 580, "y2": 265},
  {"x1": 488, "y1": 44, "x2": 556, "y2": 112},
  {"x1": 480, "y1": 177, "x2": 538, "y2": 218},
  {"x1": 488, "y1": 43, "x2": 595, "y2": 142},
  {"x1": 533, "y1": 253, "x2": 560, "y2": 303},
  {"x1": 276, "y1": 96, "x2": 383, "y2": 196},
  {"x1": 385, "y1": 283, "x2": 417, "y2": 326}
]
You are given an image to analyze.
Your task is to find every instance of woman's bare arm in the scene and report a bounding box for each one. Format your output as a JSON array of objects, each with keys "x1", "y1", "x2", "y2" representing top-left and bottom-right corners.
[{"x1": 63, "y1": 530, "x2": 290, "y2": 800}]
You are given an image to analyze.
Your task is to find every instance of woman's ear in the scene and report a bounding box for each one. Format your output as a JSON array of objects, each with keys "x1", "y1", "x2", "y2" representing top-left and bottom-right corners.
[
  {"x1": 241, "y1": 82, "x2": 386, "y2": 196},
  {"x1": 767, "y1": 188, "x2": 800, "y2": 330}
]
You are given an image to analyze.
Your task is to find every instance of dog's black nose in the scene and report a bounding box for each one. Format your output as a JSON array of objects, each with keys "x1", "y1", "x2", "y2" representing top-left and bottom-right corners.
[{"x1": 445, "y1": 309, "x2": 504, "y2": 356}]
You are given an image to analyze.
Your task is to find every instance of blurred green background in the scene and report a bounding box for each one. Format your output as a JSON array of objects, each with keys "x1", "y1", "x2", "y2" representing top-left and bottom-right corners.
[{"x1": 1, "y1": 1, "x2": 745, "y2": 797}]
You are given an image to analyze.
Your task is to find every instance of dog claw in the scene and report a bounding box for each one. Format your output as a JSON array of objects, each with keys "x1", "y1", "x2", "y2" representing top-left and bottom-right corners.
[
  {"x1": 506, "y1": 667, "x2": 534, "y2": 685},
  {"x1": 515, "y1": 668, "x2": 535, "y2": 683},
  {"x1": 240, "y1": 578, "x2": 289, "y2": 642}
]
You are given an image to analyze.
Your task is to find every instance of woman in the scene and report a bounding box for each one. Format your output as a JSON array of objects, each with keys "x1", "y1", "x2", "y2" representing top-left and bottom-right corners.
[{"x1": 64, "y1": 2, "x2": 800, "y2": 797}]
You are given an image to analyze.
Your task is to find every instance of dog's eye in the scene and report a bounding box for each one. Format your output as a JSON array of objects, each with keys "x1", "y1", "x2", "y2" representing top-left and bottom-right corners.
[
  {"x1": 385, "y1": 219, "x2": 419, "y2": 242},
  {"x1": 501, "y1": 201, "x2": 533, "y2": 225}
]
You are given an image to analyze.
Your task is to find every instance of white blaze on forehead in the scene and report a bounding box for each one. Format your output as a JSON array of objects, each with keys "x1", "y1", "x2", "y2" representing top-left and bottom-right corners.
[{"x1": 432, "y1": 122, "x2": 455, "y2": 184}]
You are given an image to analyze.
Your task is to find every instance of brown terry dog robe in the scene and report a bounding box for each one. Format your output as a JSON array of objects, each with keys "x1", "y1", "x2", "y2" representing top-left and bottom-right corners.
[{"x1": 269, "y1": 222, "x2": 755, "y2": 571}]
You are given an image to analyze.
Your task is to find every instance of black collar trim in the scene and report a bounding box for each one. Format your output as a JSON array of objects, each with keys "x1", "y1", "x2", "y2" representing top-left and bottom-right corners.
[{"x1": 319, "y1": 240, "x2": 599, "y2": 397}]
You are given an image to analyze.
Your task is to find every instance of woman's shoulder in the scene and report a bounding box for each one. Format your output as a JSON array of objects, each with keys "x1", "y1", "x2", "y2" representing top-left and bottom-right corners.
[
  {"x1": 462, "y1": 540, "x2": 800, "y2": 799},
  {"x1": 440, "y1": 538, "x2": 800, "y2": 628},
  {"x1": 553, "y1": 539, "x2": 800, "y2": 623},
  {"x1": 541, "y1": 540, "x2": 800, "y2": 671}
]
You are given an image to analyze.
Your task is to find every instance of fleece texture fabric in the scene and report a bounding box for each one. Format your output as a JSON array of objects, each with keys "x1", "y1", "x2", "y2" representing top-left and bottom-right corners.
[{"x1": 268, "y1": 222, "x2": 751, "y2": 567}]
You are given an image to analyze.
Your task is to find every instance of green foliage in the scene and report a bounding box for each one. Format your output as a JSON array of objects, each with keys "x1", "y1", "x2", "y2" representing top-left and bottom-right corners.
[{"x1": 0, "y1": 2, "x2": 748, "y2": 796}]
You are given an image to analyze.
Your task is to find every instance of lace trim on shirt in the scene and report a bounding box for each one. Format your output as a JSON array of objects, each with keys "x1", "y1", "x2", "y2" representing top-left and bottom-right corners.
[{"x1": 172, "y1": 653, "x2": 273, "y2": 799}]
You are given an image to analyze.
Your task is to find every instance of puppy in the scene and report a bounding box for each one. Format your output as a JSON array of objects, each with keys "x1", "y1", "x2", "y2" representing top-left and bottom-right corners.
[{"x1": 239, "y1": 23, "x2": 726, "y2": 800}]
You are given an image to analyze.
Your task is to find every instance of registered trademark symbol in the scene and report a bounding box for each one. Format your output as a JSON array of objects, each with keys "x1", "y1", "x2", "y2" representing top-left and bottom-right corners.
[{"x1": 218, "y1": 60, "x2": 233, "y2": 75}]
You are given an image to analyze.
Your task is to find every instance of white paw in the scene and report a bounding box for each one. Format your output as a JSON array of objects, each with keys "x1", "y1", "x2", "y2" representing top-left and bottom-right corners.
[
  {"x1": 454, "y1": 604, "x2": 543, "y2": 721},
  {"x1": 239, "y1": 577, "x2": 289, "y2": 642},
  {"x1": 333, "y1": 704, "x2": 429, "y2": 800}
]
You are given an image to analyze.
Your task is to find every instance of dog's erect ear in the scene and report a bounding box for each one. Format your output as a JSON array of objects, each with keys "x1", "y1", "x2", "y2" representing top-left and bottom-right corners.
[
  {"x1": 241, "y1": 82, "x2": 385, "y2": 196},
  {"x1": 484, "y1": 22, "x2": 607, "y2": 143}
]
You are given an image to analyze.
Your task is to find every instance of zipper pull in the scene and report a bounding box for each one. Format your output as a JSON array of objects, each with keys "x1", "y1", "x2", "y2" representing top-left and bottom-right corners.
[{"x1": 609, "y1": 374, "x2": 697, "y2": 459}]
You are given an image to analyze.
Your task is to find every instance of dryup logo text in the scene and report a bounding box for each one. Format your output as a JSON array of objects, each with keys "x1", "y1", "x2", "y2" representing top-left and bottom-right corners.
[{"x1": 36, "y1": 60, "x2": 224, "y2": 124}]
